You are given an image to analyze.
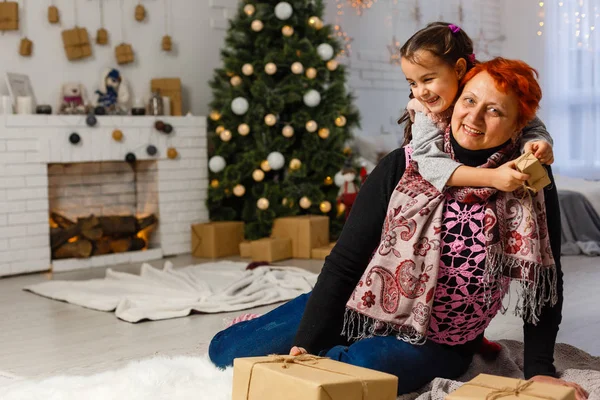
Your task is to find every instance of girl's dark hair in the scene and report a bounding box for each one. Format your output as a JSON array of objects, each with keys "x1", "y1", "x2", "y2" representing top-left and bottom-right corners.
[{"x1": 398, "y1": 22, "x2": 477, "y2": 146}]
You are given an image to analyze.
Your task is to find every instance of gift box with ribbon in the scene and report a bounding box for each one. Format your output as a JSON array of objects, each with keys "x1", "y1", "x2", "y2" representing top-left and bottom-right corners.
[
  {"x1": 0, "y1": 1, "x2": 18, "y2": 31},
  {"x1": 446, "y1": 374, "x2": 576, "y2": 400},
  {"x1": 514, "y1": 151, "x2": 551, "y2": 193},
  {"x1": 61, "y1": 27, "x2": 92, "y2": 61},
  {"x1": 232, "y1": 355, "x2": 398, "y2": 400}
]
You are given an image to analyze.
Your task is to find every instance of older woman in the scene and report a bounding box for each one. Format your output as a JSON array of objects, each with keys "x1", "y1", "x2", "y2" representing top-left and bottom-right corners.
[{"x1": 209, "y1": 58, "x2": 587, "y2": 399}]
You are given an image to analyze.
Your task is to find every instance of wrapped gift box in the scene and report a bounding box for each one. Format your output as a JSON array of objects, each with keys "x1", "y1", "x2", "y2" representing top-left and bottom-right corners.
[
  {"x1": 115, "y1": 43, "x2": 134, "y2": 65},
  {"x1": 151, "y1": 78, "x2": 182, "y2": 116},
  {"x1": 233, "y1": 356, "x2": 398, "y2": 400},
  {"x1": 61, "y1": 27, "x2": 92, "y2": 61},
  {"x1": 447, "y1": 374, "x2": 575, "y2": 400},
  {"x1": 311, "y1": 242, "x2": 336, "y2": 260},
  {"x1": 271, "y1": 215, "x2": 329, "y2": 259},
  {"x1": 239, "y1": 241, "x2": 252, "y2": 258},
  {"x1": 514, "y1": 152, "x2": 551, "y2": 193},
  {"x1": 191, "y1": 221, "x2": 244, "y2": 258},
  {"x1": 0, "y1": 2, "x2": 18, "y2": 31},
  {"x1": 251, "y1": 237, "x2": 292, "y2": 262}
]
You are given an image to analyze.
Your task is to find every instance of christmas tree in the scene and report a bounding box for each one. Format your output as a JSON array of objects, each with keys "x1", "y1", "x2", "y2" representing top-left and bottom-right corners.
[{"x1": 207, "y1": 0, "x2": 360, "y2": 241}]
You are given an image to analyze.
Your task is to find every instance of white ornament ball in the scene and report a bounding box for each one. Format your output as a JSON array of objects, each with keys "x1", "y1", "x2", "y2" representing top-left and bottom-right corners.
[
  {"x1": 305, "y1": 120, "x2": 318, "y2": 133},
  {"x1": 274, "y1": 2, "x2": 293, "y2": 20},
  {"x1": 238, "y1": 123, "x2": 250, "y2": 136},
  {"x1": 257, "y1": 197, "x2": 270, "y2": 210},
  {"x1": 208, "y1": 156, "x2": 226, "y2": 173},
  {"x1": 233, "y1": 184, "x2": 246, "y2": 197},
  {"x1": 317, "y1": 43, "x2": 334, "y2": 61},
  {"x1": 251, "y1": 19, "x2": 264, "y2": 32},
  {"x1": 299, "y1": 196, "x2": 312, "y2": 209},
  {"x1": 265, "y1": 62, "x2": 277, "y2": 75},
  {"x1": 264, "y1": 114, "x2": 277, "y2": 126},
  {"x1": 267, "y1": 151, "x2": 285, "y2": 170},
  {"x1": 242, "y1": 63, "x2": 254, "y2": 76},
  {"x1": 231, "y1": 97, "x2": 249, "y2": 115},
  {"x1": 291, "y1": 62, "x2": 304, "y2": 74},
  {"x1": 303, "y1": 90, "x2": 321, "y2": 107},
  {"x1": 334, "y1": 171, "x2": 345, "y2": 187},
  {"x1": 282, "y1": 125, "x2": 294, "y2": 138}
]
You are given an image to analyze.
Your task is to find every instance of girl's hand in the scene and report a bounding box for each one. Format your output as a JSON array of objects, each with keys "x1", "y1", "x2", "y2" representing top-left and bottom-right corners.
[
  {"x1": 289, "y1": 346, "x2": 307, "y2": 356},
  {"x1": 406, "y1": 98, "x2": 428, "y2": 121},
  {"x1": 529, "y1": 375, "x2": 588, "y2": 400},
  {"x1": 523, "y1": 140, "x2": 554, "y2": 165},
  {"x1": 491, "y1": 161, "x2": 530, "y2": 192}
]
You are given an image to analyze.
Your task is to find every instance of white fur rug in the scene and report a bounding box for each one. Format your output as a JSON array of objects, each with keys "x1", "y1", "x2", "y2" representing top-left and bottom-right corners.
[
  {"x1": 1, "y1": 341, "x2": 598, "y2": 400},
  {"x1": 24, "y1": 261, "x2": 316, "y2": 323}
]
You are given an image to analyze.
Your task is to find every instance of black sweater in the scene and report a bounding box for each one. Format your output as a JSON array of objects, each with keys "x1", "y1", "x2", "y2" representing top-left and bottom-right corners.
[{"x1": 294, "y1": 143, "x2": 563, "y2": 379}]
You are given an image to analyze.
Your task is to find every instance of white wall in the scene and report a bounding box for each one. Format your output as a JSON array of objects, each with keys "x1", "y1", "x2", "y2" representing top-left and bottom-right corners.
[
  {"x1": 501, "y1": 0, "x2": 546, "y2": 72},
  {"x1": 0, "y1": 0, "x2": 236, "y2": 116}
]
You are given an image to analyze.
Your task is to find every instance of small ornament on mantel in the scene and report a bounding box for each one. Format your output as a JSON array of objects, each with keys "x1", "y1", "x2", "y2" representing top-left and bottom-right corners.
[
  {"x1": 135, "y1": 2, "x2": 146, "y2": 22},
  {"x1": 48, "y1": 2, "x2": 60, "y2": 24},
  {"x1": 96, "y1": 0, "x2": 109, "y2": 45}
]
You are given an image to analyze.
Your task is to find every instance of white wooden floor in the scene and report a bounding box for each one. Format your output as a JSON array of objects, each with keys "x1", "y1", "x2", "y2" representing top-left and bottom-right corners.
[{"x1": 0, "y1": 254, "x2": 597, "y2": 379}]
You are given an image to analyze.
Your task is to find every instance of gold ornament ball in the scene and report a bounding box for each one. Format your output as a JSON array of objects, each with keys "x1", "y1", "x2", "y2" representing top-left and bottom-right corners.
[
  {"x1": 343, "y1": 146, "x2": 352, "y2": 156},
  {"x1": 251, "y1": 19, "x2": 264, "y2": 32},
  {"x1": 210, "y1": 179, "x2": 220, "y2": 189},
  {"x1": 167, "y1": 147, "x2": 179, "y2": 159},
  {"x1": 238, "y1": 123, "x2": 250, "y2": 136},
  {"x1": 299, "y1": 196, "x2": 312, "y2": 209},
  {"x1": 244, "y1": 4, "x2": 255, "y2": 16},
  {"x1": 324, "y1": 176, "x2": 333, "y2": 185},
  {"x1": 252, "y1": 169, "x2": 265, "y2": 182},
  {"x1": 282, "y1": 197, "x2": 288, "y2": 206},
  {"x1": 264, "y1": 113, "x2": 277, "y2": 126},
  {"x1": 112, "y1": 129, "x2": 123, "y2": 142},
  {"x1": 233, "y1": 184, "x2": 246, "y2": 197},
  {"x1": 242, "y1": 63, "x2": 254, "y2": 76},
  {"x1": 320, "y1": 201, "x2": 332, "y2": 213},
  {"x1": 308, "y1": 16, "x2": 320, "y2": 27},
  {"x1": 289, "y1": 158, "x2": 302, "y2": 170},
  {"x1": 305, "y1": 120, "x2": 318, "y2": 133},
  {"x1": 260, "y1": 160, "x2": 271, "y2": 172},
  {"x1": 265, "y1": 62, "x2": 277, "y2": 75},
  {"x1": 282, "y1": 125, "x2": 294, "y2": 138},
  {"x1": 220, "y1": 129, "x2": 233, "y2": 142},
  {"x1": 216, "y1": 126, "x2": 225, "y2": 134},
  {"x1": 209, "y1": 110, "x2": 221, "y2": 121},
  {"x1": 327, "y1": 60, "x2": 339, "y2": 71},
  {"x1": 318, "y1": 127, "x2": 330, "y2": 139},
  {"x1": 230, "y1": 75, "x2": 242, "y2": 86},
  {"x1": 337, "y1": 202, "x2": 346, "y2": 216},
  {"x1": 224, "y1": 188, "x2": 231, "y2": 196},
  {"x1": 306, "y1": 67, "x2": 317, "y2": 79},
  {"x1": 282, "y1": 25, "x2": 294, "y2": 37},
  {"x1": 291, "y1": 62, "x2": 304, "y2": 74},
  {"x1": 315, "y1": 19, "x2": 324, "y2": 29},
  {"x1": 257, "y1": 197, "x2": 270, "y2": 210},
  {"x1": 335, "y1": 115, "x2": 347, "y2": 127}
]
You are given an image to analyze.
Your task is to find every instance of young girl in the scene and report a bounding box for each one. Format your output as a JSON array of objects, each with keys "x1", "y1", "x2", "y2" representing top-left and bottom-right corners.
[{"x1": 398, "y1": 22, "x2": 554, "y2": 193}]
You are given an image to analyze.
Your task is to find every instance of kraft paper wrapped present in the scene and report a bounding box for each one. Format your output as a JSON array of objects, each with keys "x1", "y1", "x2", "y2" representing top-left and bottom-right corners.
[
  {"x1": 61, "y1": 27, "x2": 92, "y2": 61},
  {"x1": 514, "y1": 151, "x2": 551, "y2": 193},
  {"x1": 239, "y1": 241, "x2": 252, "y2": 258},
  {"x1": 115, "y1": 43, "x2": 135, "y2": 65},
  {"x1": 311, "y1": 242, "x2": 336, "y2": 260},
  {"x1": 271, "y1": 215, "x2": 329, "y2": 259},
  {"x1": 232, "y1": 355, "x2": 398, "y2": 400},
  {"x1": 0, "y1": 1, "x2": 18, "y2": 31},
  {"x1": 447, "y1": 374, "x2": 576, "y2": 400},
  {"x1": 151, "y1": 78, "x2": 182, "y2": 115},
  {"x1": 191, "y1": 221, "x2": 244, "y2": 258},
  {"x1": 250, "y1": 237, "x2": 292, "y2": 262}
]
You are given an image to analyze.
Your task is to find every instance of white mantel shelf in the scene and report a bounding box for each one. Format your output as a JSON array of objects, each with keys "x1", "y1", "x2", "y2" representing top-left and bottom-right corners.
[{"x1": 0, "y1": 114, "x2": 209, "y2": 276}]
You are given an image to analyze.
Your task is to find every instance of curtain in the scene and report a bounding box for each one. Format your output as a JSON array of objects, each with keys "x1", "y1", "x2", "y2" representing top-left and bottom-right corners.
[{"x1": 545, "y1": 0, "x2": 600, "y2": 179}]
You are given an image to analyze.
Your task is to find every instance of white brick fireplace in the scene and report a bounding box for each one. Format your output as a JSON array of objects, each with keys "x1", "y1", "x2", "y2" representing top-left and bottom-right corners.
[{"x1": 0, "y1": 115, "x2": 208, "y2": 277}]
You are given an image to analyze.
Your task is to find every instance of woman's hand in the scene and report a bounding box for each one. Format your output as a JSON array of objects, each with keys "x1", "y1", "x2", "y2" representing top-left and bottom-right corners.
[
  {"x1": 523, "y1": 140, "x2": 555, "y2": 165},
  {"x1": 289, "y1": 346, "x2": 307, "y2": 356},
  {"x1": 491, "y1": 161, "x2": 530, "y2": 192},
  {"x1": 529, "y1": 375, "x2": 589, "y2": 400}
]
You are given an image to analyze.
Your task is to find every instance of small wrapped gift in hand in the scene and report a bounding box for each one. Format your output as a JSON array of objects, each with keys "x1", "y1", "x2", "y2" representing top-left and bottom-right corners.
[{"x1": 514, "y1": 151, "x2": 551, "y2": 193}]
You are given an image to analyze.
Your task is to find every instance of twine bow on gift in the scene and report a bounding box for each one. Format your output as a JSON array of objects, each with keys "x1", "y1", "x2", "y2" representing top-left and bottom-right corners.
[
  {"x1": 465, "y1": 379, "x2": 557, "y2": 400},
  {"x1": 266, "y1": 354, "x2": 325, "y2": 368}
]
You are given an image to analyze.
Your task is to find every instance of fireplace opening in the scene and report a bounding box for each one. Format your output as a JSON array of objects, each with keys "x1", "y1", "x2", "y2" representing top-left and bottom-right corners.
[{"x1": 48, "y1": 161, "x2": 159, "y2": 261}]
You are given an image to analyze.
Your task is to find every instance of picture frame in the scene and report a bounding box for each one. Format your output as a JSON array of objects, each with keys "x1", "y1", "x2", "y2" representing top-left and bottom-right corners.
[{"x1": 5, "y1": 72, "x2": 37, "y2": 108}]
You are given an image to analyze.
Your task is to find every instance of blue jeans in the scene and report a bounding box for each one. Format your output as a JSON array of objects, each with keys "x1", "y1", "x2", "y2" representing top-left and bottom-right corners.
[{"x1": 209, "y1": 293, "x2": 472, "y2": 395}]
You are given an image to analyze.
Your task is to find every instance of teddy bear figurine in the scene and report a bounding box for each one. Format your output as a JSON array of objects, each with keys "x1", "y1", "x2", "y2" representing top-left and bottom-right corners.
[
  {"x1": 59, "y1": 82, "x2": 90, "y2": 114},
  {"x1": 94, "y1": 68, "x2": 130, "y2": 115}
]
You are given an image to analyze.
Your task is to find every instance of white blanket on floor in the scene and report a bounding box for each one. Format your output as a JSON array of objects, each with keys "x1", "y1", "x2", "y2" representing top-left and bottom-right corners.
[
  {"x1": 0, "y1": 341, "x2": 598, "y2": 400},
  {"x1": 24, "y1": 261, "x2": 317, "y2": 323}
]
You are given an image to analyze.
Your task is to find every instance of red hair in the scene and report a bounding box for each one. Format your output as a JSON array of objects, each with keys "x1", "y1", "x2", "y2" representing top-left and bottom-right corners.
[{"x1": 461, "y1": 57, "x2": 542, "y2": 129}]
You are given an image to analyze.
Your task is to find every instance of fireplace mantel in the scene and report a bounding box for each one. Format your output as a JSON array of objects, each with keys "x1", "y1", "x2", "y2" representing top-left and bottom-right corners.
[{"x1": 0, "y1": 115, "x2": 208, "y2": 276}]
